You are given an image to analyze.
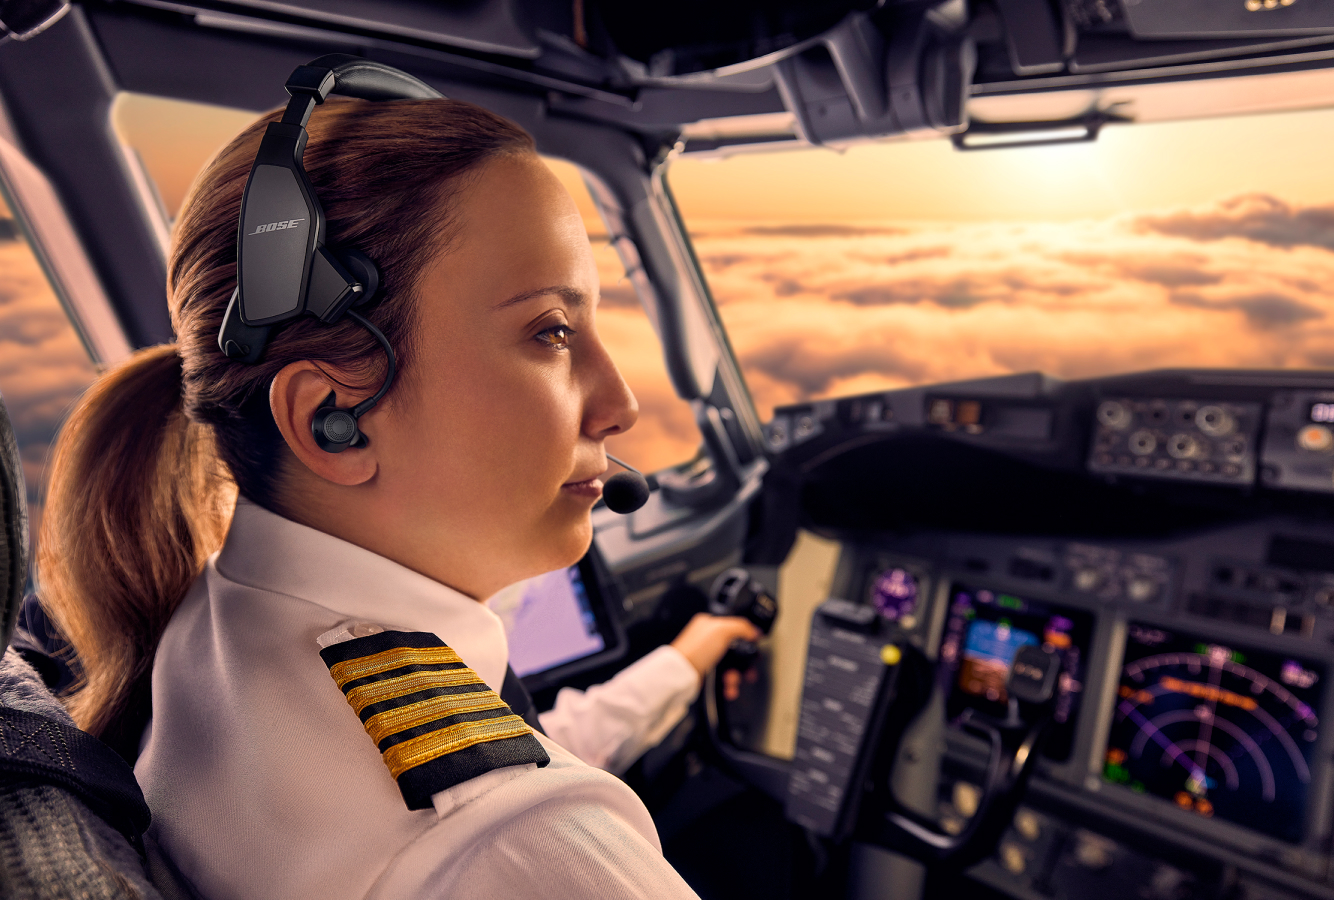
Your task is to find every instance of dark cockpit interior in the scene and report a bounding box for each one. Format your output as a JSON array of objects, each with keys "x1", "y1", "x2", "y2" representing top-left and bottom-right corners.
[{"x1": 5, "y1": 0, "x2": 1334, "y2": 898}]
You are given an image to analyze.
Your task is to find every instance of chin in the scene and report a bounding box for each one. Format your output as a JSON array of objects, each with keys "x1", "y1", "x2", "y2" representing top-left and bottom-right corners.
[
  {"x1": 525, "y1": 510, "x2": 593, "y2": 578},
  {"x1": 554, "y1": 516, "x2": 594, "y2": 568}
]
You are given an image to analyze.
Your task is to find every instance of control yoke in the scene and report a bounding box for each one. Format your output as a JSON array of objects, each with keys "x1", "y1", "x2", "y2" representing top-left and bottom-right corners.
[
  {"x1": 871, "y1": 643, "x2": 1061, "y2": 868},
  {"x1": 709, "y1": 568, "x2": 778, "y2": 670}
]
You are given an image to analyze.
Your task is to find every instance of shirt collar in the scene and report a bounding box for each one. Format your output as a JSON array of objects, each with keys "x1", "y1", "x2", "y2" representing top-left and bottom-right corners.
[{"x1": 215, "y1": 498, "x2": 511, "y2": 692}]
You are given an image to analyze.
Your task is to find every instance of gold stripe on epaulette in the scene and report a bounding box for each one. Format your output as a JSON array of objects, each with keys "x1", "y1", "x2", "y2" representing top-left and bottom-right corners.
[
  {"x1": 381, "y1": 714, "x2": 533, "y2": 779},
  {"x1": 345, "y1": 668, "x2": 485, "y2": 714},
  {"x1": 363, "y1": 690, "x2": 508, "y2": 744},
  {"x1": 329, "y1": 646, "x2": 465, "y2": 688}
]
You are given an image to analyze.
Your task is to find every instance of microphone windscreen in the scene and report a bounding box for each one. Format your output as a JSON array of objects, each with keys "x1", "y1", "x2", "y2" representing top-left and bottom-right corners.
[{"x1": 603, "y1": 471, "x2": 650, "y2": 514}]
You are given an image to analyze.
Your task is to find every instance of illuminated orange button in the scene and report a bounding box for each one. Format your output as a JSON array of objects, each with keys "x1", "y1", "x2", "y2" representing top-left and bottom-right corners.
[{"x1": 1298, "y1": 425, "x2": 1334, "y2": 452}]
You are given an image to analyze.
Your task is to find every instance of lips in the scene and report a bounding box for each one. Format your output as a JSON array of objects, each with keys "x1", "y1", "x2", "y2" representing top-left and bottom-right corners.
[
  {"x1": 561, "y1": 476, "x2": 603, "y2": 498},
  {"x1": 564, "y1": 459, "x2": 611, "y2": 487}
]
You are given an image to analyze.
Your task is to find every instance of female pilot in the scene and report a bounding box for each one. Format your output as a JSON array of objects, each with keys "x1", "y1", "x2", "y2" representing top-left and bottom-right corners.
[{"x1": 36, "y1": 92, "x2": 748, "y2": 898}]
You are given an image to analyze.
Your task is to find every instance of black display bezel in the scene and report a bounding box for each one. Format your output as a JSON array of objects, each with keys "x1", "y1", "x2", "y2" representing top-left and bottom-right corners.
[{"x1": 516, "y1": 547, "x2": 628, "y2": 693}]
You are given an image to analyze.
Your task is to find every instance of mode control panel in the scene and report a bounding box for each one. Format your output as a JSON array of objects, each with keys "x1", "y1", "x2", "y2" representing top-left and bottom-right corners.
[
  {"x1": 1065, "y1": 543, "x2": 1172, "y2": 605},
  {"x1": 1261, "y1": 391, "x2": 1334, "y2": 494},
  {"x1": 1088, "y1": 397, "x2": 1261, "y2": 485}
]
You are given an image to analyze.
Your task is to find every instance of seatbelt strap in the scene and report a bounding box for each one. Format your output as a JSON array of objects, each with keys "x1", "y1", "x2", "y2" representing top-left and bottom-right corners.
[
  {"x1": 0, "y1": 706, "x2": 151, "y2": 855},
  {"x1": 499, "y1": 666, "x2": 545, "y2": 736}
]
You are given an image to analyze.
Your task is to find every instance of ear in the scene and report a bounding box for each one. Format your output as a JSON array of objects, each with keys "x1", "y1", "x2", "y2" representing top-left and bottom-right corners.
[{"x1": 270, "y1": 361, "x2": 377, "y2": 487}]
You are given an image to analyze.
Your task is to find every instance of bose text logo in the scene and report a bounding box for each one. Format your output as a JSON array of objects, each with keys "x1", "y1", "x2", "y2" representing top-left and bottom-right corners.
[{"x1": 250, "y1": 218, "x2": 305, "y2": 235}]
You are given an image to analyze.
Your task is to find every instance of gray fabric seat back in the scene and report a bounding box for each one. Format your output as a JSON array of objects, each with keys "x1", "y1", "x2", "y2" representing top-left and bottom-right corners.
[{"x1": 0, "y1": 391, "x2": 175, "y2": 899}]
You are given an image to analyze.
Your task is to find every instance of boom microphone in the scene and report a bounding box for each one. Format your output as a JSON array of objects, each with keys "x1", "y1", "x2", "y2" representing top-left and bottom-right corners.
[{"x1": 603, "y1": 454, "x2": 650, "y2": 514}]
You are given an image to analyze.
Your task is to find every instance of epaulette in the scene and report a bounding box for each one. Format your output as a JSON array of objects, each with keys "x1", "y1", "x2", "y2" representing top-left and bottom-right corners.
[{"x1": 320, "y1": 630, "x2": 549, "y2": 810}]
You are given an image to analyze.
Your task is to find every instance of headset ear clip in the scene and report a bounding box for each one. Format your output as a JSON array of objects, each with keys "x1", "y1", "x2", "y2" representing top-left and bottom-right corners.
[
  {"x1": 307, "y1": 248, "x2": 382, "y2": 325},
  {"x1": 218, "y1": 288, "x2": 272, "y2": 363}
]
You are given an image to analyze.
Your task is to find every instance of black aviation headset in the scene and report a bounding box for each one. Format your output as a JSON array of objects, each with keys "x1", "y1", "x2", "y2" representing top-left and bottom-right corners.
[{"x1": 218, "y1": 54, "x2": 441, "y2": 453}]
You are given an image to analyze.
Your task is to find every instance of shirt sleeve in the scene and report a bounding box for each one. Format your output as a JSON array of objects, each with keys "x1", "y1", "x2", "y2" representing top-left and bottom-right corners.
[
  {"x1": 440, "y1": 791, "x2": 701, "y2": 900},
  {"x1": 538, "y1": 646, "x2": 701, "y2": 774}
]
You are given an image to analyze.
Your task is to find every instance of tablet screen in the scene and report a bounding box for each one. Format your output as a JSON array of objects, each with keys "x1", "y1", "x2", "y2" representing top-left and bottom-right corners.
[{"x1": 490, "y1": 565, "x2": 607, "y2": 678}]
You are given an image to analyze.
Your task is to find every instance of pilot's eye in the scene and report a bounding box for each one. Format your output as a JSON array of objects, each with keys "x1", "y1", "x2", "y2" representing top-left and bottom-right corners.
[{"x1": 535, "y1": 324, "x2": 574, "y2": 350}]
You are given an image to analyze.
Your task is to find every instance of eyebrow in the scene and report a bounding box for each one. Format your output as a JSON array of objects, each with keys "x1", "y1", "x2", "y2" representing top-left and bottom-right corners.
[{"x1": 493, "y1": 285, "x2": 589, "y2": 311}]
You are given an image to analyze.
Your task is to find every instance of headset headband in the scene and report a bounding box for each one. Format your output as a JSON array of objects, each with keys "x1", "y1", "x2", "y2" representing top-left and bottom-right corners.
[{"x1": 218, "y1": 54, "x2": 443, "y2": 364}]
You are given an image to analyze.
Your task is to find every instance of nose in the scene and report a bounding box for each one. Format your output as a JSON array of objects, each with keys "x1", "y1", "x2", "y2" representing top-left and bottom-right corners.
[{"x1": 580, "y1": 326, "x2": 638, "y2": 440}]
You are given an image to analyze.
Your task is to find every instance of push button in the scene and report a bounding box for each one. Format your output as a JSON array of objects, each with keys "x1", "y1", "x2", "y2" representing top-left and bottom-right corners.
[{"x1": 1297, "y1": 425, "x2": 1333, "y2": 453}]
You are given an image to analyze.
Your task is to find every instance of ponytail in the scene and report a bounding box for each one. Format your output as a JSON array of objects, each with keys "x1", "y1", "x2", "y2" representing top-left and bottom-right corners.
[{"x1": 39, "y1": 344, "x2": 233, "y2": 751}]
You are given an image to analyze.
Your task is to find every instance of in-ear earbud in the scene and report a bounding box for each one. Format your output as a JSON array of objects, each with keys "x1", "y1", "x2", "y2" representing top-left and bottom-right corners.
[{"x1": 312, "y1": 391, "x2": 362, "y2": 453}]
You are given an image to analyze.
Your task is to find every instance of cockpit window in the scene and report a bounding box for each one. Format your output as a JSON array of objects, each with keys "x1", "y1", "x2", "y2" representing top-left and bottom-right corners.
[
  {"x1": 0, "y1": 199, "x2": 99, "y2": 571},
  {"x1": 113, "y1": 93, "x2": 701, "y2": 474},
  {"x1": 667, "y1": 105, "x2": 1334, "y2": 421},
  {"x1": 541, "y1": 159, "x2": 702, "y2": 472}
]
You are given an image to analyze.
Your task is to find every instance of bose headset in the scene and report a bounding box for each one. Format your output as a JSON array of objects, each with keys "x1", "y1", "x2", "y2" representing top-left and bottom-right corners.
[
  {"x1": 219, "y1": 54, "x2": 652, "y2": 513},
  {"x1": 218, "y1": 54, "x2": 440, "y2": 453}
]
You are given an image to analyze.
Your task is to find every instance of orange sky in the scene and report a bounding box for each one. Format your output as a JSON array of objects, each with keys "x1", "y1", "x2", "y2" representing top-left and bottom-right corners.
[{"x1": 668, "y1": 103, "x2": 1334, "y2": 223}]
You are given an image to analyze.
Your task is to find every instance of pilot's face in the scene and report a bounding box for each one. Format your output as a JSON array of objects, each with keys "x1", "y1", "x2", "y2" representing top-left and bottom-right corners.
[{"x1": 372, "y1": 152, "x2": 637, "y2": 598}]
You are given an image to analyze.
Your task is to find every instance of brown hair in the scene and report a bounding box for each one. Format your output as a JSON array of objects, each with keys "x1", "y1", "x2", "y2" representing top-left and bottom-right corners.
[{"x1": 39, "y1": 97, "x2": 534, "y2": 749}]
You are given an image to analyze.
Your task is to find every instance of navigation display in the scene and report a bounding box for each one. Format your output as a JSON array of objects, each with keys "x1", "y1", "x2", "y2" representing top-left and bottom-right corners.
[
  {"x1": 940, "y1": 586, "x2": 1093, "y2": 760},
  {"x1": 488, "y1": 566, "x2": 606, "y2": 678},
  {"x1": 1104, "y1": 624, "x2": 1324, "y2": 843}
]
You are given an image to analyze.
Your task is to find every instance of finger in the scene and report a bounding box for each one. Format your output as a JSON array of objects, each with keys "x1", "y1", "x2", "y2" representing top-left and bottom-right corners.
[{"x1": 717, "y1": 616, "x2": 762, "y2": 642}]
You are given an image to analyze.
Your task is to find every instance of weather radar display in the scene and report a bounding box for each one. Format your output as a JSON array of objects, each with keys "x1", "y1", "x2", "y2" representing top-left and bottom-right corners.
[{"x1": 1105, "y1": 624, "x2": 1324, "y2": 843}]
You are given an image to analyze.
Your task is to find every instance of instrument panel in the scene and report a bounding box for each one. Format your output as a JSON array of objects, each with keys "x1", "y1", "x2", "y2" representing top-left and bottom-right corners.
[
  {"x1": 759, "y1": 368, "x2": 1334, "y2": 898},
  {"x1": 825, "y1": 524, "x2": 1334, "y2": 898}
]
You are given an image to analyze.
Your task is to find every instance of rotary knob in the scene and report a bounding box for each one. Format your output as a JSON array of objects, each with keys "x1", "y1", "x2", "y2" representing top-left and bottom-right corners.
[
  {"x1": 1073, "y1": 568, "x2": 1104, "y2": 592},
  {"x1": 1097, "y1": 401, "x2": 1132, "y2": 430},
  {"x1": 1126, "y1": 576, "x2": 1160, "y2": 603},
  {"x1": 1195, "y1": 406, "x2": 1235, "y2": 437}
]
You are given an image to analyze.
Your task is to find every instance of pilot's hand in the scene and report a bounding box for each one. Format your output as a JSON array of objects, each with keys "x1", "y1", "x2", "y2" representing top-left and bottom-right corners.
[{"x1": 670, "y1": 612, "x2": 762, "y2": 677}]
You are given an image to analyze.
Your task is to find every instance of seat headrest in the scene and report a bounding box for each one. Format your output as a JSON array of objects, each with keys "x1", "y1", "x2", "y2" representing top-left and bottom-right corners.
[{"x1": 0, "y1": 393, "x2": 28, "y2": 649}]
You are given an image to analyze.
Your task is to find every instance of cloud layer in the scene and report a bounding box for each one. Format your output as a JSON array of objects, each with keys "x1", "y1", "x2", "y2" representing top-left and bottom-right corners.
[
  {"x1": 0, "y1": 228, "x2": 99, "y2": 553},
  {"x1": 690, "y1": 194, "x2": 1334, "y2": 418},
  {"x1": 1135, "y1": 193, "x2": 1334, "y2": 252}
]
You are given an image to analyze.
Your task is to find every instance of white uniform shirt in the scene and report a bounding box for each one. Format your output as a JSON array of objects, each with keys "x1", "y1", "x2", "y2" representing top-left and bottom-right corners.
[
  {"x1": 535, "y1": 646, "x2": 700, "y2": 775},
  {"x1": 134, "y1": 499, "x2": 700, "y2": 900}
]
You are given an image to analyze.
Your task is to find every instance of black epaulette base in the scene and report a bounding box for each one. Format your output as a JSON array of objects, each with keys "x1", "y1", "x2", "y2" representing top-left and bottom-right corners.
[{"x1": 320, "y1": 631, "x2": 549, "y2": 810}]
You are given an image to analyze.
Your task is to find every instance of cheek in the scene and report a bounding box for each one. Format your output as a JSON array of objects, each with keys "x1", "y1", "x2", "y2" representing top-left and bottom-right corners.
[{"x1": 401, "y1": 365, "x2": 581, "y2": 500}]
